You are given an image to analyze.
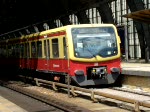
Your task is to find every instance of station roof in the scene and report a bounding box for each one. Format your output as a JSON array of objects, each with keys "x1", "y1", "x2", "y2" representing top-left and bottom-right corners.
[
  {"x1": 122, "y1": 9, "x2": 150, "y2": 24},
  {"x1": 0, "y1": 0, "x2": 114, "y2": 35}
]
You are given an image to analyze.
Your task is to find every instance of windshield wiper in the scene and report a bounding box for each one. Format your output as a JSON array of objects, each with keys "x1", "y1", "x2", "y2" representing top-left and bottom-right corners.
[{"x1": 86, "y1": 48, "x2": 97, "y2": 58}]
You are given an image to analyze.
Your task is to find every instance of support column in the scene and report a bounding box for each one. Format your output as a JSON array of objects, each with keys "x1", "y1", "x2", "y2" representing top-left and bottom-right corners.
[
  {"x1": 60, "y1": 16, "x2": 71, "y2": 25},
  {"x1": 76, "y1": 11, "x2": 90, "y2": 24},
  {"x1": 97, "y1": 3, "x2": 114, "y2": 24},
  {"x1": 127, "y1": 0, "x2": 150, "y2": 60}
]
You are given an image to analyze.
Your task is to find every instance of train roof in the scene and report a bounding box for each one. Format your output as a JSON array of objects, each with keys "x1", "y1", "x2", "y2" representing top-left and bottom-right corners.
[{"x1": 39, "y1": 23, "x2": 116, "y2": 35}]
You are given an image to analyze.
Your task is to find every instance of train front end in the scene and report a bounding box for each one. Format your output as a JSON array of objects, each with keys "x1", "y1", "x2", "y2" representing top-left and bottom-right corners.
[{"x1": 66, "y1": 24, "x2": 121, "y2": 86}]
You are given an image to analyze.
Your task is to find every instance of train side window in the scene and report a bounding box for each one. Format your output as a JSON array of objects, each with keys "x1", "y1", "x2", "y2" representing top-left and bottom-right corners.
[
  {"x1": 24, "y1": 43, "x2": 27, "y2": 58},
  {"x1": 27, "y1": 43, "x2": 30, "y2": 58},
  {"x1": 20, "y1": 44, "x2": 24, "y2": 58},
  {"x1": 31, "y1": 42, "x2": 36, "y2": 58},
  {"x1": 24, "y1": 43, "x2": 30, "y2": 58},
  {"x1": 0, "y1": 46, "x2": 2, "y2": 57},
  {"x1": 63, "y1": 37, "x2": 67, "y2": 59},
  {"x1": 7, "y1": 45, "x2": 11, "y2": 57},
  {"x1": 47, "y1": 40, "x2": 50, "y2": 58},
  {"x1": 3, "y1": 46, "x2": 7, "y2": 57},
  {"x1": 37, "y1": 41, "x2": 42, "y2": 58},
  {"x1": 44, "y1": 40, "x2": 50, "y2": 58},
  {"x1": 44, "y1": 40, "x2": 46, "y2": 58},
  {"x1": 12, "y1": 45, "x2": 16, "y2": 58},
  {"x1": 52, "y1": 39, "x2": 59, "y2": 58},
  {"x1": 15, "y1": 44, "x2": 20, "y2": 58}
]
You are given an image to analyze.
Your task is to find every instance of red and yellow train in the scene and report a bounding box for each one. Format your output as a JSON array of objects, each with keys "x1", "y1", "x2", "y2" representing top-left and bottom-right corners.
[{"x1": 0, "y1": 24, "x2": 122, "y2": 86}]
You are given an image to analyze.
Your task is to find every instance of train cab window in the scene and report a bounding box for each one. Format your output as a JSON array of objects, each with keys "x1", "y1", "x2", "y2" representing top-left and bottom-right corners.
[
  {"x1": 37, "y1": 41, "x2": 42, "y2": 58},
  {"x1": 63, "y1": 37, "x2": 67, "y2": 59},
  {"x1": 52, "y1": 39, "x2": 59, "y2": 58},
  {"x1": 31, "y1": 42, "x2": 36, "y2": 58}
]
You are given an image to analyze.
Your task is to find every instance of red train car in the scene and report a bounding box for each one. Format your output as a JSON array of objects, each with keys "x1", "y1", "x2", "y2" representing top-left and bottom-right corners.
[{"x1": 0, "y1": 24, "x2": 122, "y2": 86}]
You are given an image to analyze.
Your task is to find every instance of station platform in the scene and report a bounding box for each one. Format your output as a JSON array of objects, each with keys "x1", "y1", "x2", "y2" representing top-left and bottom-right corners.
[
  {"x1": 0, "y1": 96, "x2": 27, "y2": 112},
  {"x1": 121, "y1": 61, "x2": 150, "y2": 76},
  {"x1": 121, "y1": 60, "x2": 150, "y2": 92}
]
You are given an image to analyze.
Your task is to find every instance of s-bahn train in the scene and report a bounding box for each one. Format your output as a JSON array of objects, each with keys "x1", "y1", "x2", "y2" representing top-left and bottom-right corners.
[{"x1": 0, "y1": 24, "x2": 122, "y2": 86}]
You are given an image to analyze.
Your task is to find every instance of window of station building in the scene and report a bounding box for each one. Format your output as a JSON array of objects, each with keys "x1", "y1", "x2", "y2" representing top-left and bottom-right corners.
[
  {"x1": 31, "y1": 42, "x2": 36, "y2": 58},
  {"x1": 37, "y1": 41, "x2": 42, "y2": 58},
  {"x1": 86, "y1": 8, "x2": 100, "y2": 24},
  {"x1": 44, "y1": 40, "x2": 50, "y2": 58},
  {"x1": 52, "y1": 39, "x2": 59, "y2": 58},
  {"x1": 69, "y1": 14, "x2": 79, "y2": 24},
  {"x1": 63, "y1": 37, "x2": 67, "y2": 59}
]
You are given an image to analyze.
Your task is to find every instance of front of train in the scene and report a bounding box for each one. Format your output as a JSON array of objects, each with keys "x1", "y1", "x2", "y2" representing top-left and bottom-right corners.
[{"x1": 67, "y1": 24, "x2": 121, "y2": 86}]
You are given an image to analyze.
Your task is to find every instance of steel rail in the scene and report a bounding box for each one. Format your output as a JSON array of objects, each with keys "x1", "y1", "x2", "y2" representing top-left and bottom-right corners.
[
  {"x1": 0, "y1": 80, "x2": 92, "y2": 112},
  {"x1": 34, "y1": 78, "x2": 150, "y2": 112}
]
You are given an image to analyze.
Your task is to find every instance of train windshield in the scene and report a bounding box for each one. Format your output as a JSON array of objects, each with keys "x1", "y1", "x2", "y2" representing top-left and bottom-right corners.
[{"x1": 71, "y1": 27, "x2": 118, "y2": 58}]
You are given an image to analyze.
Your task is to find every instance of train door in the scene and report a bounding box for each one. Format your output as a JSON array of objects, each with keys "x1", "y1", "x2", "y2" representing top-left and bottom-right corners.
[
  {"x1": 44, "y1": 39, "x2": 50, "y2": 72},
  {"x1": 51, "y1": 36, "x2": 68, "y2": 72}
]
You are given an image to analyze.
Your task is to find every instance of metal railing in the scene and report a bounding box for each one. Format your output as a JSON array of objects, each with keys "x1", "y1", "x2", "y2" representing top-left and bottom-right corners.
[{"x1": 34, "y1": 78, "x2": 150, "y2": 112}]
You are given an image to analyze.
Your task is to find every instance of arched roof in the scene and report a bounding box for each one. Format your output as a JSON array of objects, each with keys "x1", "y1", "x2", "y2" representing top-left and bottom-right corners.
[{"x1": 0, "y1": 0, "x2": 114, "y2": 35}]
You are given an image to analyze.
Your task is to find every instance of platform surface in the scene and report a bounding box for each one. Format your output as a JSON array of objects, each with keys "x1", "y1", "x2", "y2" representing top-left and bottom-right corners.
[
  {"x1": 121, "y1": 61, "x2": 150, "y2": 76},
  {"x1": 0, "y1": 95, "x2": 27, "y2": 112}
]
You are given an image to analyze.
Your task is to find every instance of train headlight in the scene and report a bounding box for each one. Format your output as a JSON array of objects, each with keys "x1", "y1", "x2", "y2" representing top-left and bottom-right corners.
[
  {"x1": 75, "y1": 70, "x2": 84, "y2": 76},
  {"x1": 104, "y1": 68, "x2": 107, "y2": 74},
  {"x1": 92, "y1": 69, "x2": 96, "y2": 73}
]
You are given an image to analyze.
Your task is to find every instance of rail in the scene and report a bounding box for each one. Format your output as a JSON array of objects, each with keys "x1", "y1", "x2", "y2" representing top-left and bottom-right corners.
[{"x1": 34, "y1": 78, "x2": 150, "y2": 112}]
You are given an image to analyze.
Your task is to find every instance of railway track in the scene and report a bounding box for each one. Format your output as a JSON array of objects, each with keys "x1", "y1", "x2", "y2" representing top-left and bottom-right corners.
[
  {"x1": 0, "y1": 85, "x2": 66, "y2": 112},
  {"x1": 1, "y1": 78, "x2": 150, "y2": 112},
  {"x1": 33, "y1": 78, "x2": 150, "y2": 112},
  {"x1": 112, "y1": 86, "x2": 150, "y2": 97},
  {"x1": 0, "y1": 80, "x2": 92, "y2": 112}
]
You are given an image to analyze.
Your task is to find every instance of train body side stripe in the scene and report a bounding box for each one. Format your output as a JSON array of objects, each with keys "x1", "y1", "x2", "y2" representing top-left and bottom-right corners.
[{"x1": 28, "y1": 31, "x2": 66, "y2": 41}]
